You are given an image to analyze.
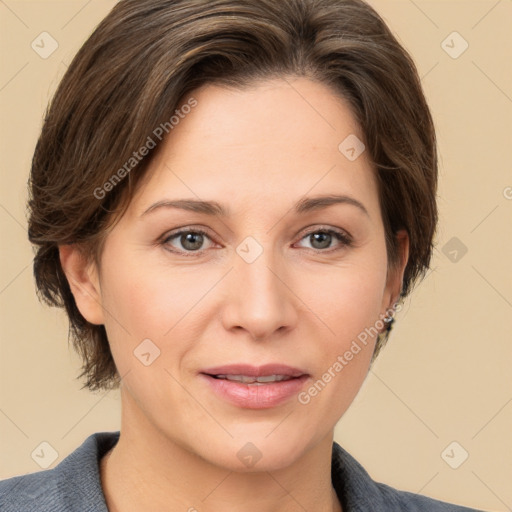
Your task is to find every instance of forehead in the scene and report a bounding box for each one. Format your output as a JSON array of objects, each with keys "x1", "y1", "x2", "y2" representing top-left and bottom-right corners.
[{"x1": 128, "y1": 77, "x2": 380, "y2": 220}]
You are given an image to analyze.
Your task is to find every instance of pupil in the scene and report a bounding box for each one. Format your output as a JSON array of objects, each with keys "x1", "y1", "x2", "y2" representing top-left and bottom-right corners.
[
  {"x1": 312, "y1": 232, "x2": 330, "y2": 249},
  {"x1": 183, "y1": 233, "x2": 203, "y2": 250}
]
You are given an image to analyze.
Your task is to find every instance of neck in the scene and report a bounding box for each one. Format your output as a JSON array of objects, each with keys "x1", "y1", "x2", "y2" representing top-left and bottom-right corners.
[{"x1": 100, "y1": 393, "x2": 342, "y2": 512}]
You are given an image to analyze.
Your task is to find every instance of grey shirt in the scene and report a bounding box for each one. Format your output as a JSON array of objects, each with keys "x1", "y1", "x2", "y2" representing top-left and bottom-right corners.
[{"x1": 0, "y1": 431, "x2": 483, "y2": 511}]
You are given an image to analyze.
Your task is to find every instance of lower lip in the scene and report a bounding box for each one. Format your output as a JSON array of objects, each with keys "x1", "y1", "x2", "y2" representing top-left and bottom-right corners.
[{"x1": 200, "y1": 374, "x2": 309, "y2": 409}]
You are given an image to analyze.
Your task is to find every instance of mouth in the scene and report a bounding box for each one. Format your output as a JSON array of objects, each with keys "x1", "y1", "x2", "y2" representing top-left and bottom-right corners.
[
  {"x1": 199, "y1": 364, "x2": 310, "y2": 409},
  {"x1": 201, "y1": 363, "x2": 307, "y2": 378},
  {"x1": 209, "y1": 374, "x2": 297, "y2": 384}
]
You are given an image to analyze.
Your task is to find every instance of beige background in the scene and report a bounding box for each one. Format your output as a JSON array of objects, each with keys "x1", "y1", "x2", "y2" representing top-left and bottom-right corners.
[{"x1": 1, "y1": 1, "x2": 511, "y2": 510}]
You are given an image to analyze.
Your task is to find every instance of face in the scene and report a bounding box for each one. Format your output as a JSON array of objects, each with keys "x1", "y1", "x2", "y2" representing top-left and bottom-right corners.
[{"x1": 64, "y1": 77, "x2": 407, "y2": 471}]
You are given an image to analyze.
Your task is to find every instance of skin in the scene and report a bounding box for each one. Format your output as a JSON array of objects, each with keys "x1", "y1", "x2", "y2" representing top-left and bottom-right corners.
[{"x1": 60, "y1": 77, "x2": 409, "y2": 512}]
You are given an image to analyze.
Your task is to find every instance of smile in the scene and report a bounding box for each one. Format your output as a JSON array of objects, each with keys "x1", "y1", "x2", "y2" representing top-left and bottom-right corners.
[
  {"x1": 211, "y1": 374, "x2": 295, "y2": 383},
  {"x1": 199, "y1": 364, "x2": 310, "y2": 409}
]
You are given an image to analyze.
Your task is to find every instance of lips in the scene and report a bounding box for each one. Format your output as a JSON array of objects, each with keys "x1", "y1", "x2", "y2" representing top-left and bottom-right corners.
[
  {"x1": 201, "y1": 363, "x2": 307, "y2": 379},
  {"x1": 199, "y1": 364, "x2": 310, "y2": 409},
  {"x1": 213, "y1": 374, "x2": 294, "y2": 383}
]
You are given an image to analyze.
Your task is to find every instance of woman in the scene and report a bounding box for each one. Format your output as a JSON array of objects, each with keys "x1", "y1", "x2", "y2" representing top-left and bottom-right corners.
[{"x1": 0, "y1": 0, "x2": 485, "y2": 510}]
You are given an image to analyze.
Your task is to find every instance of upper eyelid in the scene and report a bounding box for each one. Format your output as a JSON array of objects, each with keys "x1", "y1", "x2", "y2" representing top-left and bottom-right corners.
[
  {"x1": 162, "y1": 226, "x2": 215, "y2": 242},
  {"x1": 163, "y1": 224, "x2": 351, "y2": 238}
]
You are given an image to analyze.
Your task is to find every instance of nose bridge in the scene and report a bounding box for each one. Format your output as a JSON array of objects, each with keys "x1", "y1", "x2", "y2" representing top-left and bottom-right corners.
[{"x1": 222, "y1": 236, "x2": 297, "y2": 340}]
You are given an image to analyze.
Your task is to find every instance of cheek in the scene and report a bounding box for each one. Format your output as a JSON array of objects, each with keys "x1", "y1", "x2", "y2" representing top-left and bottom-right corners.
[
  {"x1": 100, "y1": 248, "x2": 202, "y2": 333},
  {"x1": 300, "y1": 256, "x2": 388, "y2": 345},
  {"x1": 98, "y1": 246, "x2": 219, "y2": 376},
  {"x1": 295, "y1": 254, "x2": 387, "y2": 411},
  {"x1": 341, "y1": 271, "x2": 386, "y2": 339}
]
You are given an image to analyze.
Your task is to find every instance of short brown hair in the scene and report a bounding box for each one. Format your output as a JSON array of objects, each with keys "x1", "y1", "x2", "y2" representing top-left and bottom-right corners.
[{"x1": 28, "y1": 0, "x2": 438, "y2": 391}]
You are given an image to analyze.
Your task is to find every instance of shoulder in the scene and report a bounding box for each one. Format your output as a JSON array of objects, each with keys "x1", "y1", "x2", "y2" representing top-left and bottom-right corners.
[
  {"x1": 331, "y1": 442, "x2": 485, "y2": 512},
  {"x1": 371, "y1": 480, "x2": 484, "y2": 511},
  {"x1": 0, "y1": 465, "x2": 64, "y2": 512},
  {"x1": 0, "y1": 431, "x2": 119, "y2": 512}
]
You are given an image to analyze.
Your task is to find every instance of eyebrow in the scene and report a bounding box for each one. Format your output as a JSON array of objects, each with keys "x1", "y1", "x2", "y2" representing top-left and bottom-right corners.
[{"x1": 141, "y1": 194, "x2": 369, "y2": 218}]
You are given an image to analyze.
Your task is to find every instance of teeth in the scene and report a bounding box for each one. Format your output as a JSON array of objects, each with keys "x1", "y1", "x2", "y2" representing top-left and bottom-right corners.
[{"x1": 215, "y1": 374, "x2": 293, "y2": 383}]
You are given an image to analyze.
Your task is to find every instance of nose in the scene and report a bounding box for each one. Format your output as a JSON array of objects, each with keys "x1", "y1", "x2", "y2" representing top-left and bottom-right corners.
[{"x1": 220, "y1": 247, "x2": 298, "y2": 342}]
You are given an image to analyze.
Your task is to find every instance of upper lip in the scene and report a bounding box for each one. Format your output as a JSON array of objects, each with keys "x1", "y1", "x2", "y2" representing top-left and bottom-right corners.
[{"x1": 200, "y1": 364, "x2": 308, "y2": 378}]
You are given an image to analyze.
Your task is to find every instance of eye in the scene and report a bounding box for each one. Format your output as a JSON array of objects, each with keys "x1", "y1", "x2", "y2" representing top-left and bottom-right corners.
[
  {"x1": 162, "y1": 228, "x2": 215, "y2": 255},
  {"x1": 295, "y1": 227, "x2": 353, "y2": 252},
  {"x1": 161, "y1": 226, "x2": 353, "y2": 256}
]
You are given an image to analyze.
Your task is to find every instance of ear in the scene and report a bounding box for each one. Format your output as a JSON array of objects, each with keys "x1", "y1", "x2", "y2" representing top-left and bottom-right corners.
[
  {"x1": 381, "y1": 229, "x2": 409, "y2": 317},
  {"x1": 58, "y1": 244, "x2": 105, "y2": 325}
]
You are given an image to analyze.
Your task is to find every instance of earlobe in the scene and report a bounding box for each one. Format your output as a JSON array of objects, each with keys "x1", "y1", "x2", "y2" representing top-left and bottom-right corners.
[{"x1": 58, "y1": 244, "x2": 105, "y2": 325}]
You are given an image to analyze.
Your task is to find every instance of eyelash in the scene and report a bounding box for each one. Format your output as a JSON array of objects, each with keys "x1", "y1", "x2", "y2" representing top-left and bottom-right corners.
[{"x1": 160, "y1": 226, "x2": 353, "y2": 257}]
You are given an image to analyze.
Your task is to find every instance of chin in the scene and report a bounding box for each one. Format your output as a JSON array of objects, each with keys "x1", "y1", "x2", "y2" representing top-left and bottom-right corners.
[{"x1": 193, "y1": 428, "x2": 317, "y2": 473}]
